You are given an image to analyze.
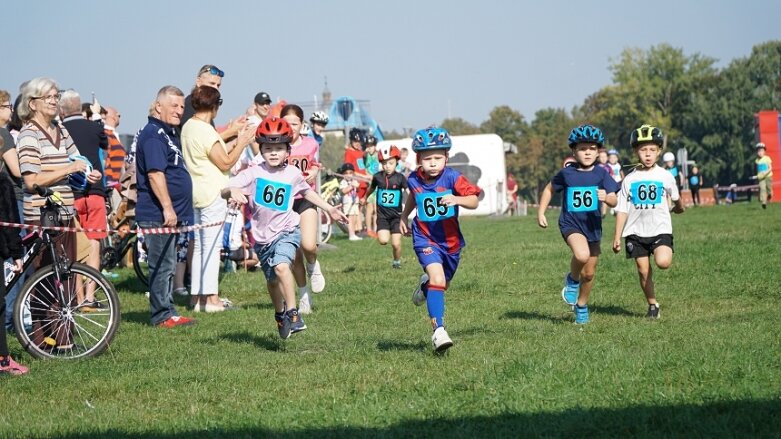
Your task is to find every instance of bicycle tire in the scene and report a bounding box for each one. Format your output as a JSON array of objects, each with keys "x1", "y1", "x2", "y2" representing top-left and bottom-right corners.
[
  {"x1": 132, "y1": 236, "x2": 150, "y2": 286},
  {"x1": 13, "y1": 262, "x2": 120, "y2": 360}
]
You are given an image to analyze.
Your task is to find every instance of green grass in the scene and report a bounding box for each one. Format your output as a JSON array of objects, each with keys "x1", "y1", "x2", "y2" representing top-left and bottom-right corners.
[{"x1": 1, "y1": 203, "x2": 780, "y2": 438}]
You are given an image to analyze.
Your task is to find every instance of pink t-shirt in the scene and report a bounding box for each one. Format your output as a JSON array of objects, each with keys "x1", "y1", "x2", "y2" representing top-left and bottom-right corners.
[
  {"x1": 288, "y1": 136, "x2": 320, "y2": 196},
  {"x1": 227, "y1": 162, "x2": 311, "y2": 245}
]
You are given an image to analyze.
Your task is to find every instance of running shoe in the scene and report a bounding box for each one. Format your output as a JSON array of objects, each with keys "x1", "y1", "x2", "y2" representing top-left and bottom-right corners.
[
  {"x1": 432, "y1": 326, "x2": 453, "y2": 353},
  {"x1": 299, "y1": 293, "x2": 312, "y2": 315},
  {"x1": 157, "y1": 315, "x2": 196, "y2": 328},
  {"x1": 392, "y1": 261, "x2": 401, "y2": 269},
  {"x1": 561, "y1": 274, "x2": 580, "y2": 306},
  {"x1": 412, "y1": 273, "x2": 429, "y2": 306},
  {"x1": 646, "y1": 303, "x2": 660, "y2": 319},
  {"x1": 574, "y1": 304, "x2": 590, "y2": 324},
  {"x1": 288, "y1": 309, "x2": 307, "y2": 334},
  {"x1": 276, "y1": 313, "x2": 291, "y2": 340},
  {"x1": 309, "y1": 260, "x2": 325, "y2": 293}
]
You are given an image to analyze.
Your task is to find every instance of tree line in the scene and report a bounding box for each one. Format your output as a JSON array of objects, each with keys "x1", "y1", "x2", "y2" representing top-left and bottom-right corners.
[{"x1": 382, "y1": 41, "x2": 780, "y2": 203}]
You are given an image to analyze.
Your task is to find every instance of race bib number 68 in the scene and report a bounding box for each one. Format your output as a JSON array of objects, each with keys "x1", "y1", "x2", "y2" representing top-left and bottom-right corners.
[{"x1": 254, "y1": 178, "x2": 292, "y2": 211}]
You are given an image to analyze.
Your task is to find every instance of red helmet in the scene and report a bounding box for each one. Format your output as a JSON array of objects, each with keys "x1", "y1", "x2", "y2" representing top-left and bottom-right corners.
[
  {"x1": 378, "y1": 145, "x2": 401, "y2": 162},
  {"x1": 256, "y1": 116, "x2": 293, "y2": 144}
]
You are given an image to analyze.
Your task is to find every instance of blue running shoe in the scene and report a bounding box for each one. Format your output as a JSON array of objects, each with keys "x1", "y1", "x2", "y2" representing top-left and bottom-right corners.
[
  {"x1": 288, "y1": 309, "x2": 307, "y2": 334},
  {"x1": 276, "y1": 313, "x2": 291, "y2": 339},
  {"x1": 574, "y1": 304, "x2": 589, "y2": 324},
  {"x1": 561, "y1": 274, "x2": 579, "y2": 306}
]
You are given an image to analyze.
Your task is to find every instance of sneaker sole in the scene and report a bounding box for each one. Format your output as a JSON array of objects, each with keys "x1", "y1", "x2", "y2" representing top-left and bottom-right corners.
[{"x1": 434, "y1": 340, "x2": 453, "y2": 353}]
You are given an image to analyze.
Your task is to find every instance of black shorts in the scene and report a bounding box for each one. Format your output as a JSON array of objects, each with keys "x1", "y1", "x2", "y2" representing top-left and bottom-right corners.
[
  {"x1": 625, "y1": 234, "x2": 674, "y2": 259},
  {"x1": 293, "y1": 198, "x2": 316, "y2": 214},
  {"x1": 376, "y1": 214, "x2": 401, "y2": 234},
  {"x1": 561, "y1": 230, "x2": 601, "y2": 256}
]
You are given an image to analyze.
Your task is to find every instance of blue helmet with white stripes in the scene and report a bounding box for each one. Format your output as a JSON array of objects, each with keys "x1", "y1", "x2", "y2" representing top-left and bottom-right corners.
[
  {"x1": 411, "y1": 127, "x2": 452, "y2": 152},
  {"x1": 568, "y1": 124, "x2": 605, "y2": 148}
]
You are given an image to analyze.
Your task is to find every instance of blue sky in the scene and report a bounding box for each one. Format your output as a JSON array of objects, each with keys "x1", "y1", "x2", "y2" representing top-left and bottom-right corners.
[{"x1": 3, "y1": 0, "x2": 779, "y2": 135}]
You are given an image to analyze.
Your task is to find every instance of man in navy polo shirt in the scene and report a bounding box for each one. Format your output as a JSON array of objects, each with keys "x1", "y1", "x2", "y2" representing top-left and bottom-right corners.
[{"x1": 136, "y1": 85, "x2": 196, "y2": 328}]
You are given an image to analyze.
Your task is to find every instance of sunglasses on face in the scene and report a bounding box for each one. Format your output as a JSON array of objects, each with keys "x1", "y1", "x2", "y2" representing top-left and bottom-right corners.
[
  {"x1": 218, "y1": 98, "x2": 223, "y2": 107},
  {"x1": 201, "y1": 65, "x2": 224, "y2": 77}
]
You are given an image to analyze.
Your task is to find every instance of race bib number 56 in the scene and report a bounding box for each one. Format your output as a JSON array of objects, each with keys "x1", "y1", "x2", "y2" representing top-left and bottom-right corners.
[
  {"x1": 566, "y1": 186, "x2": 598, "y2": 212},
  {"x1": 254, "y1": 178, "x2": 291, "y2": 211},
  {"x1": 416, "y1": 191, "x2": 455, "y2": 222}
]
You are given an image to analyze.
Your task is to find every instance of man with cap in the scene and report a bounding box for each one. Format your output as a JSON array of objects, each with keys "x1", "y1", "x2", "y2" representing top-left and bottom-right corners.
[{"x1": 250, "y1": 91, "x2": 272, "y2": 124}]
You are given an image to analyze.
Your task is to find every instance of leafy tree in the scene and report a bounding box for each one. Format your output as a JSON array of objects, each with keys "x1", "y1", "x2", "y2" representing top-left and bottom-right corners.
[{"x1": 440, "y1": 117, "x2": 480, "y2": 135}]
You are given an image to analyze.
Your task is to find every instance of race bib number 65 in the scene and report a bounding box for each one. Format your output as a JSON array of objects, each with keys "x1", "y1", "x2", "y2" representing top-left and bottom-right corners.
[
  {"x1": 416, "y1": 191, "x2": 455, "y2": 222},
  {"x1": 254, "y1": 178, "x2": 291, "y2": 211},
  {"x1": 566, "y1": 186, "x2": 598, "y2": 212}
]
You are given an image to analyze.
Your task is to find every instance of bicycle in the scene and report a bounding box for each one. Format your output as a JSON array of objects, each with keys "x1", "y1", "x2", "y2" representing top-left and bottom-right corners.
[
  {"x1": 101, "y1": 187, "x2": 150, "y2": 286},
  {"x1": 8, "y1": 185, "x2": 120, "y2": 360},
  {"x1": 318, "y1": 173, "x2": 351, "y2": 243}
]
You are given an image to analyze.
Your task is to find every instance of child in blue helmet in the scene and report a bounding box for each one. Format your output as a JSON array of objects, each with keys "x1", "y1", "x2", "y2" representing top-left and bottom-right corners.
[
  {"x1": 537, "y1": 124, "x2": 620, "y2": 324},
  {"x1": 399, "y1": 127, "x2": 481, "y2": 353}
]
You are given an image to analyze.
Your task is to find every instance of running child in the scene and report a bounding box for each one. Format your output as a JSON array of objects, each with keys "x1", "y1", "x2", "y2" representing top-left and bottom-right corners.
[
  {"x1": 537, "y1": 124, "x2": 619, "y2": 324},
  {"x1": 663, "y1": 152, "x2": 682, "y2": 190},
  {"x1": 339, "y1": 163, "x2": 363, "y2": 241},
  {"x1": 612, "y1": 125, "x2": 685, "y2": 319},
  {"x1": 400, "y1": 127, "x2": 481, "y2": 353},
  {"x1": 222, "y1": 117, "x2": 346, "y2": 339},
  {"x1": 361, "y1": 145, "x2": 408, "y2": 268}
]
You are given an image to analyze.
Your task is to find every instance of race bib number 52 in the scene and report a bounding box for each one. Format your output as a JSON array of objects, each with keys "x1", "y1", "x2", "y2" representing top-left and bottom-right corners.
[
  {"x1": 416, "y1": 191, "x2": 455, "y2": 222},
  {"x1": 254, "y1": 178, "x2": 291, "y2": 211},
  {"x1": 377, "y1": 189, "x2": 401, "y2": 208},
  {"x1": 566, "y1": 186, "x2": 598, "y2": 212}
]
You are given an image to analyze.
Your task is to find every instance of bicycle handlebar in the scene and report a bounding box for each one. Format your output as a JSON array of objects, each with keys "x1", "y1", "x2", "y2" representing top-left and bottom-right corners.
[{"x1": 33, "y1": 184, "x2": 54, "y2": 197}]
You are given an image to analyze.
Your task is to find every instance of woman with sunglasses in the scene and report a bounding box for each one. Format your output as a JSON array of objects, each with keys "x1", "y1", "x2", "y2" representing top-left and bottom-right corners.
[{"x1": 182, "y1": 85, "x2": 255, "y2": 312}]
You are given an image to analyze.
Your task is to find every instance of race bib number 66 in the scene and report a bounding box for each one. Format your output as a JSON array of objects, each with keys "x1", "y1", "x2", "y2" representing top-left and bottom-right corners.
[
  {"x1": 416, "y1": 191, "x2": 455, "y2": 222},
  {"x1": 566, "y1": 186, "x2": 598, "y2": 212},
  {"x1": 254, "y1": 178, "x2": 291, "y2": 211}
]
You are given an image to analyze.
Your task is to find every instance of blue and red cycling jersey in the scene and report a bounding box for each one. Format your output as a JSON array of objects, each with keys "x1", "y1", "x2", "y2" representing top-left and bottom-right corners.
[{"x1": 408, "y1": 167, "x2": 481, "y2": 254}]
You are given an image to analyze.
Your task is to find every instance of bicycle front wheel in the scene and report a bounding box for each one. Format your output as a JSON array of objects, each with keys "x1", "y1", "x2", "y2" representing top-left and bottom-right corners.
[
  {"x1": 319, "y1": 208, "x2": 333, "y2": 244},
  {"x1": 13, "y1": 262, "x2": 121, "y2": 360}
]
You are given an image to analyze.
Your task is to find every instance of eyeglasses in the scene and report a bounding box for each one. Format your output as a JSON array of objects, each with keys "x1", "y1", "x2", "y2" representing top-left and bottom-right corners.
[
  {"x1": 218, "y1": 98, "x2": 223, "y2": 107},
  {"x1": 31, "y1": 93, "x2": 61, "y2": 103},
  {"x1": 199, "y1": 65, "x2": 224, "y2": 77},
  {"x1": 0, "y1": 104, "x2": 12, "y2": 111}
]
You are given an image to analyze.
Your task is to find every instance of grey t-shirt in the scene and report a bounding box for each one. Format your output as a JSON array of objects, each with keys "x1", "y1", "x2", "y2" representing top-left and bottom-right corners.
[{"x1": 0, "y1": 127, "x2": 24, "y2": 202}]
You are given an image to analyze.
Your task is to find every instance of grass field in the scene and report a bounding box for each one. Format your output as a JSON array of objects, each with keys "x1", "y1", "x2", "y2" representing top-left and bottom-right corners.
[{"x1": 1, "y1": 203, "x2": 780, "y2": 438}]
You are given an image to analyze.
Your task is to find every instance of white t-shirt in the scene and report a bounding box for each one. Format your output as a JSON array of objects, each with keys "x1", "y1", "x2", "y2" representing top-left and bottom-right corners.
[{"x1": 616, "y1": 165, "x2": 679, "y2": 237}]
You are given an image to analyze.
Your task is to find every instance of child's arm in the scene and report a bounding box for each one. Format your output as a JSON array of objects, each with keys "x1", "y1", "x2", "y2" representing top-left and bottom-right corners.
[
  {"x1": 537, "y1": 182, "x2": 553, "y2": 228},
  {"x1": 440, "y1": 193, "x2": 479, "y2": 210},
  {"x1": 303, "y1": 189, "x2": 349, "y2": 224},
  {"x1": 671, "y1": 197, "x2": 685, "y2": 214},
  {"x1": 612, "y1": 212, "x2": 628, "y2": 253},
  {"x1": 399, "y1": 193, "x2": 417, "y2": 236},
  {"x1": 602, "y1": 191, "x2": 618, "y2": 208},
  {"x1": 361, "y1": 178, "x2": 377, "y2": 205}
]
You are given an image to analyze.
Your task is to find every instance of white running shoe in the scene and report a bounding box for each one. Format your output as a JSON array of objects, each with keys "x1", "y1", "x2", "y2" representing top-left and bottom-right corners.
[
  {"x1": 348, "y1": 235, "x2": 363, "y2": 241},
  {"x1": 432, "y1": 327, "x2": 453, "y2": 353},
  {"x1": 309, "y1": 260, "x2": 325, "y2": 293},
  {"x1": 299, "y1": 292, "x2": 312, "y2": 314},
  {"x1": 412, "y1": 273, "x2": 429, "y2": 306}
]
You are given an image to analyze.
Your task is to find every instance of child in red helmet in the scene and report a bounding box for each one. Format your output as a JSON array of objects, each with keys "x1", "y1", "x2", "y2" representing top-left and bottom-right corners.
[
  {"x1": 222, "y1": 117, "x2": 347, "y2": 339},
  {"x1": 361, "y1": 145, "x2": 409, "y2": 268}
]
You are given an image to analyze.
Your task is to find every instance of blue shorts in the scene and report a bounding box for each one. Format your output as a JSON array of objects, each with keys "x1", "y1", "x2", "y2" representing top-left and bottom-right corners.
[
  {"x1": 254, "y1": 227, "x2": 301, "y2": 282},
  {"x1": 414, "y1": 245, "x2": 461, "y2": 282}
]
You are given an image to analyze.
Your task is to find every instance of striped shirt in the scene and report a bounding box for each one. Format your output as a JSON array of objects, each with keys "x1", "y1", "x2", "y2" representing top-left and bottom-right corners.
[
  {"x1": 104, "y1": 128, "x2": 126, "y2": 187},
  {"x1": 16, "y1": 120, "x2": 79, "y2": 219}
]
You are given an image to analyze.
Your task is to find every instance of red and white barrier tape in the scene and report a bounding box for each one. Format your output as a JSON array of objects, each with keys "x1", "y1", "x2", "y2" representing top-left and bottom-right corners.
[{"x1": 0, "y1": 220, "x2": 224, "y2": 235}]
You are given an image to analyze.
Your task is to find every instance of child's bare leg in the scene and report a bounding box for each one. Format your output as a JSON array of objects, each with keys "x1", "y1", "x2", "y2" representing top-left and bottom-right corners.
[
  {"x1": 391, "y1": 233, "x2": 402, "y2": 260},
  {"x1": 274, "y1": 263, "x2": 297, "y2": 310},
  {"x1": 566, "y1": 234, "x2": 591, "y2": 282},
  {"x1": 635, "y1": 256, "x2": 656, "y2": 304},
  {"x1": 653, "y1": 246, "x2": 673, "y2": 270},
  {"x1": 577, "y1": 256, "x2": 599, "y2": 306},
  {"x1": 377, "y1": 229, "x2": 390, "y2": 245},
  {"x1": 266, "y1": 280, "x2": 285, "y2": 312}
]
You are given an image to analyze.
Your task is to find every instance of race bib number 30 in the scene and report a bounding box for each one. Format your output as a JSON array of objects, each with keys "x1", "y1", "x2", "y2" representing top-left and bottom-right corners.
[
  {"x1": 416, "y1": 191, "x2": 455, "y2": 222},
  {"x1": 566, "y1": 186, "x2": 598, "y2": 212},
  {"x1": 377, "y1": 189, "x2": 401, "y2": 208},
  {"x1": 254, "y1": 178, "x2": 292, "y2": 211},
  {"x1": 630, "y1": 181, "x2": 663, "y2": 206}
]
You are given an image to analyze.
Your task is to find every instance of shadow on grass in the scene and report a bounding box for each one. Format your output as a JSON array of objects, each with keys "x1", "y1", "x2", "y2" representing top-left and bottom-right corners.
[
  {"x1": 376, "y1": 339, "x2": 428, "y2": 352},
  {"x1": 50, "y1": 399, "x2": 781, "y2": 438},
  {"x1": 503, "y1": 310, "x2": 569, "y2": 324},
  {"x1": 590, "y1": 305, "x2": 644, "y2": 317},
  {"x1": 214, "y1": 331, "x2": 283, "y2": 352},
  {"x1": 121, "y1": 310, "x2": 151, "y2": 326}
]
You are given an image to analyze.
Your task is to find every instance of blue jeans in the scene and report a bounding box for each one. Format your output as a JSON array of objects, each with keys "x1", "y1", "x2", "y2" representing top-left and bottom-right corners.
[
  {"x1": 5, "y1": 199, "x2": 28, "y2": 331},
  {"x1": 138, "y1": 222, "x2": 179, "y2": 325}
]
